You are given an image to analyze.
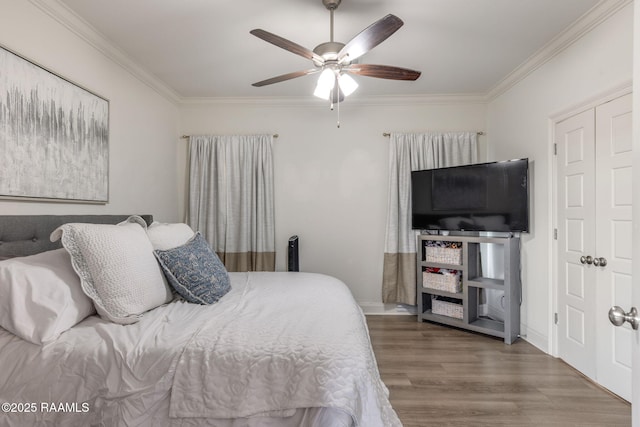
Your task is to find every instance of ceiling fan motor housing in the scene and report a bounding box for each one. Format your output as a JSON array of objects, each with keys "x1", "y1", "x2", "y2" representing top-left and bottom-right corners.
[
  {"x1": 313, "y1": 41, "x2": 346, "y2": 66},
  {"x1": 322, "y1": 0, "x2": 341, "y2": 10}
]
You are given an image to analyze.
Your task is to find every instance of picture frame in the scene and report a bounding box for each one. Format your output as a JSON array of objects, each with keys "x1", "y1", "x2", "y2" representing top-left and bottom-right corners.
[{"x1": 0, "y1": 44, "x2": 109, "y2": 203}]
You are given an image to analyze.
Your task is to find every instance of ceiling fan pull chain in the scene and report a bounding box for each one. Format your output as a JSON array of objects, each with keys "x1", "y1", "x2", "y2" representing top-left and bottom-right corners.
[{"x1": 337, "y1": 95, "x2": 340, "y2": 128}]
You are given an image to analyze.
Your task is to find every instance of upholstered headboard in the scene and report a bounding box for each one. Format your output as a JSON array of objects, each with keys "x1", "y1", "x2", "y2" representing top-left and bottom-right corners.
[{"x1": 0, "y1": 215, "x2": 153, "y2": 258}]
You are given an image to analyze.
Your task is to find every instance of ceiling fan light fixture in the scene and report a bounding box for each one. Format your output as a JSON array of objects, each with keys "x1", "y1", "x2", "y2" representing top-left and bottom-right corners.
[
  {"x1": 313, "y1": 68, "x2": 337, "y2": 100},
  {"x1": 338, "y1": 73, "x2": 358, "y2": 97}
]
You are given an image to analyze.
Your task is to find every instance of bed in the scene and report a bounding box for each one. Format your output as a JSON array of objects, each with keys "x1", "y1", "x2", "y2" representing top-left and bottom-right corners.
[{"x1": 0, "y1": 215, "x2": 401, "y2": 427}]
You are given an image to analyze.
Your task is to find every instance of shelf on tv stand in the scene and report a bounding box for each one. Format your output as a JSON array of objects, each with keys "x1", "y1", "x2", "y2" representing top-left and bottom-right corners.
[
  {"x1": 420, "y1": 287, "x2": 463, "y2": 299},
  {"x1": 467, "y1": 276, "x2": 504, "y2": 289}
]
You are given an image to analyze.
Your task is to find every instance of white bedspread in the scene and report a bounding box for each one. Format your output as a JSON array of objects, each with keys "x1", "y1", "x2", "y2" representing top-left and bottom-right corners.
[
  {"x1": 0, "y1": 272, "x2": 400, "y2": 427},
  {"x1": 170, "y1": 272, "x2": 400, "y2": 426}
]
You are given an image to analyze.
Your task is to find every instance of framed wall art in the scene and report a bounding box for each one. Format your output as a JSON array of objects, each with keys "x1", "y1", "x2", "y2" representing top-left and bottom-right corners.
[{"x1": 0, "y1": 45, "x2": 109, "y2": 203}]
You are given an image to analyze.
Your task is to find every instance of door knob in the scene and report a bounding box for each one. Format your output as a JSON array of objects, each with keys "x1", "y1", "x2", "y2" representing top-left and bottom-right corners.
[
  {"x1": 594, "y1": 257, "x2": 607, "y2": 267},
  {"x1": 608, "y1": 306, "x2": 639, "y2": 330},
  {"x1": 580, "y1": 255, "x2": 593, "y2": 265}
]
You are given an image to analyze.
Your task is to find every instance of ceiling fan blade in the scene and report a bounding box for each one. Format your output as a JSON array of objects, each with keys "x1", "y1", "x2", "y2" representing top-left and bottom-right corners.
[
  {"x1": 343, "y1": 64, "x2": 421, "y2": 81},
  {"x1": 250, "y1": 29, "x2": 324, "y2": 64},
  {"x1": 338, "y1": 14, "x2": 403, "y2": 63},
  {"x1": 252, "y1": 69, "x2": 319, "y2": 87}
]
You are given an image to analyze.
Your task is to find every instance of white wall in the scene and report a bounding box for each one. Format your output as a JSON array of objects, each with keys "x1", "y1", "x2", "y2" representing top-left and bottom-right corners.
[
  {"x1": 486, "y1": 4, "x2": 634, "y2": 351},
  {"x1": 0, "y1": 0, "x2": 181, "y2": 221},
  {"x1": 179, "y1": 99, "x2": 486, "y2": 309}
]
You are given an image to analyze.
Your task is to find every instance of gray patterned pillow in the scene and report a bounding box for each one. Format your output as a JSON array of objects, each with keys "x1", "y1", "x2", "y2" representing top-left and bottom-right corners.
[{"x1": 153, "y1": 232, "x2": 230, "y2": 304}]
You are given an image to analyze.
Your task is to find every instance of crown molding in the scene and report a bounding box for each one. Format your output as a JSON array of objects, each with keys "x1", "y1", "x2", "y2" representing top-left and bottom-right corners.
[
  {"x1": 180, "y1": 96, "x2": 327, "y2": 107},
  {"x1": 178, "y1": 93, "x2": 489, "y2": 107},
  {"x1": 485, "y1": 0, "x2": 632, "y2": 101},
  {"x1": 28, "y1": 0, "x2": 182, "y2": 103}
]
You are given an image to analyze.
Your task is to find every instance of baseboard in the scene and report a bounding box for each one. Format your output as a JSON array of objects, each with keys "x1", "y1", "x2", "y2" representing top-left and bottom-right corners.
[
  {"x1": 359, "y1": 302, "x2": 417, "y2": 315},
  {"x1": 519, "y1": 323, "x2": 549, "y2": 353}
]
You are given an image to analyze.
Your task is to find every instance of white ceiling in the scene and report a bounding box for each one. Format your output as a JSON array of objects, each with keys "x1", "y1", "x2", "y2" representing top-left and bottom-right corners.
[{"x1": 57, "y1": 0, "x2": 603, "y2": 100}]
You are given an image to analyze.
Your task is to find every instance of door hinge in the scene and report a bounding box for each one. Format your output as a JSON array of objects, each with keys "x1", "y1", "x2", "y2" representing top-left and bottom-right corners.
[
  {"x1": 554, "y1": 313, "x2": 559, "y2": 324},
  {"x1": 554, "y1": 228, "x2": 558, "y2": 240},
  {"x1": 554, "y1": 143, "x2": 557, "y2": 155}
]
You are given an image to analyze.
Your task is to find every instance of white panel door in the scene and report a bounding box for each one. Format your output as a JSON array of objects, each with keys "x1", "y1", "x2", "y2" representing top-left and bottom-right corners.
[
  {"x1": 556, "y1": 108, "x2": 597, "y2": 379},
  {"x1": 595, "y1": 93, "x2": 633, "y2": 400},
  {"x1": 556, "y1": 92, "x2": 633, "y2": 401}
]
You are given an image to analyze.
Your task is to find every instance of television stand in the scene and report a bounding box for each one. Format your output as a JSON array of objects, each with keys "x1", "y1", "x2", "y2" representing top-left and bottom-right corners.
[{"x1": 416, "y1": 233, "x2": 521, "y2": 344}]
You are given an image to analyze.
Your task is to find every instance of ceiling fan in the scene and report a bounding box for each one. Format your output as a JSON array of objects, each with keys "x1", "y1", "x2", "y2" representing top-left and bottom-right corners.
[{"x1": 250, "y1": 0, "x2": 421, "y2": 104}]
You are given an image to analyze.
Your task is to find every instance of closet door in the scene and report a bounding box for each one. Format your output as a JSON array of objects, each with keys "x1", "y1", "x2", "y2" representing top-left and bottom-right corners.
[
  {"x1": 594, "y1": 93, "x2": 632, "y2": 401},
  {"x1": 556, "y1": 92, "x2": 632, "y2": 401},
  {"x1": 556, "y1": 108, "x2": 597, "y2": 379}
]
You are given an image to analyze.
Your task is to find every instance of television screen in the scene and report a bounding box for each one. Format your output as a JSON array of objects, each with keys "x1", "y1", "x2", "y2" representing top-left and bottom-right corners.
[{"x1": 411, "y1": 158, "x2": 529, "y2": 232}]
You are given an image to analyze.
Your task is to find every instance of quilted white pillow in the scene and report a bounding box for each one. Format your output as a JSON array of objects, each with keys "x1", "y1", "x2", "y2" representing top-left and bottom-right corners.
[
  {"x1": 50, "y1": 220, "x2": 173, "y2": 325},
  {"x1": 147, "y1": 221, "x2": 195, "y2": 250},
  {"x1": 0, "y1": 249, "x2": 95, "y2": 344}
]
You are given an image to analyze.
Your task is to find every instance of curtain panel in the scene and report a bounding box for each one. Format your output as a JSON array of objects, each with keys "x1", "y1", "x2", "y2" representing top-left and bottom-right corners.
[
  {"x1": 187, "y1": 135, "x2": 275, "y2": 272},
  {"x1": 382, "y1": 132, "x2": 478, "y2": 305}
]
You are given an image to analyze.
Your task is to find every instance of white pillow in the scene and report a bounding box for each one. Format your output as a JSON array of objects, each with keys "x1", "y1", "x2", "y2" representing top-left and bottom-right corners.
[
  {"x1": 0, "y1": 249, "x2": 95, "y2": 344},
  {"x1": 50, "y1": 220, "x2": 173, "y2": 325},
  {"x1": 147, "y1": 221, "x2": 195, "y2": 250}
]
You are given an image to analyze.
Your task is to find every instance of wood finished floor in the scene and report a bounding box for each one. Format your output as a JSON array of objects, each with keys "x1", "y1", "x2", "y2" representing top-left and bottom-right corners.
[{"x1": 366, "y1": 315, "x2": 631, "y2": 427}]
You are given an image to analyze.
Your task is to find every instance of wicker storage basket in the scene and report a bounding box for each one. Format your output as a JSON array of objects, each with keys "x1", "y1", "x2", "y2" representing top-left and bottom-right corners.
[
  {"x1": 431, "y1": 297, "x2": 463, "y2": 319},
  {"x1": 423, "y1": 271, "x2": 462, "y2": 293},
  {"x1": 424, "y1": 243, "x2": 462, "y2": 265}
]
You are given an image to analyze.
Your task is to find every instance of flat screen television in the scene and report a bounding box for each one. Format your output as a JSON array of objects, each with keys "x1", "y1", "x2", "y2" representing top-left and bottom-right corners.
[{"x1": 411, "y1": 158, "x2": 529, "y2": 232}]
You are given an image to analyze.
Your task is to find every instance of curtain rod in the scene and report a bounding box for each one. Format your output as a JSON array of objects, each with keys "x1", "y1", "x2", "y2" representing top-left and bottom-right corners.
[
  {"x1": 181, "y1": 134, "x2": 279, "y2": 139},
  {"x1": 382, "y1": 131, "x2": 484, "y2": 137}
]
